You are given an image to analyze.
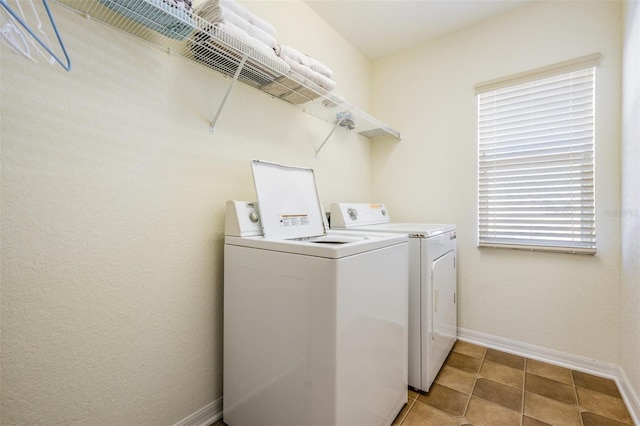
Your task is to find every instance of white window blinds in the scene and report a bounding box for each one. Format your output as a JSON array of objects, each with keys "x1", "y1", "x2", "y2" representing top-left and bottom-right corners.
[{"x1": 477, "y1": 56, "x2": 598, "y2": 254}]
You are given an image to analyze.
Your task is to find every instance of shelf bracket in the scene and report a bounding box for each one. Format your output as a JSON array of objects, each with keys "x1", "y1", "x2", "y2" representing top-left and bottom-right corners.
[
  {"x1": 315, "y1": 118, "x2": 345, "y2": 157},
  {"x1": 209, "y1": 53, "x2": 248, "y2": 134},
  {"x1": 315, "y1": 111, "x2": 355, "y2": 157}
]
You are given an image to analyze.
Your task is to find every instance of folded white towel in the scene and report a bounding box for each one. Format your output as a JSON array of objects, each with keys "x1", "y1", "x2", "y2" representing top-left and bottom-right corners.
[
  {"x1": 215, "y1": 21, "x2": 287, "y2": 70},
  {"x1": 276, "y1": 45, "x2": 333, "y2": 79},
  {"x1": 283, "y1": 56, "x2": 336, "y2": 92},
  {"x1": 220, "y1": 7, "x2": 277, "y2": 49},
  {"x1": 196, "y1": 0, "x2": 277, "y2": 49},
  {"x1": 220, "y1": 0, "x2": 276, "y2": 36}
]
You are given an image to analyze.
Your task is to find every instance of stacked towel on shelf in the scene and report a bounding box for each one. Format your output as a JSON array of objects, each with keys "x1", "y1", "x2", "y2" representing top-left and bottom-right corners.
[
  {"x1": 276, "y1": 45, "x2": 333, "y2": 80},
  {"x1": 260, "y1": 44, "x2": 336, "y2": 104},
  {"x1": 195, "y1": 0, "x2": 277, "y2": 50},
  {"x1": 192, "y1": 0, "x2": 338, "y2": 105},
  {"x1": 219, "y1": 0, "x2": 275, "y2": 35},
  {"x1": 192, "y1": 0, "x2": 289, "y2": 81},
  {"x1": 213, "y1": 21, "x2": 277, "y2": 62},
  {"x1": 275, "y1": 45, "x2": 336, "y2": 92}
]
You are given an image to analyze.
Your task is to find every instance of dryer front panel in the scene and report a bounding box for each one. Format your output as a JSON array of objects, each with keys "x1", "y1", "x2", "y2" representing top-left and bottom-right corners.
[
  {"x1": 420, "y1": 232, "x2": 457, "y2": 392},
  {"x1": 430, "y1": 249, "x2": 457, "y2": 382}
]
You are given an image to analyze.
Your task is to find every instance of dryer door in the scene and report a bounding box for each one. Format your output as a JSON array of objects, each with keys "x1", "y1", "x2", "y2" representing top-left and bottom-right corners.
[{"x1": 427, "y1": 249, "x2": 457, "y2": 387}]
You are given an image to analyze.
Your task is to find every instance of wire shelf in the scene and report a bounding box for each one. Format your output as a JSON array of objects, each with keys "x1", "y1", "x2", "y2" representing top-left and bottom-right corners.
[{"x1": 53, "y1": 0, "x2": 400, "y2": 140}]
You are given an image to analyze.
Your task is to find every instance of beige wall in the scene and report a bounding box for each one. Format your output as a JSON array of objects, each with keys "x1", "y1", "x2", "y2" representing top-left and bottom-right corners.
[
  {"x1": 0, "y1": 1, "x2": 373, "y2": 424},
  {"x1": 2, "y1": 0, "x2": 636, "y2": 424},
  {"x1": 371, "y1": 0, "x2": 623, "y2": 363},
  {"x1": 621, "y1": 0, "x2": 640, "y2": 408}
]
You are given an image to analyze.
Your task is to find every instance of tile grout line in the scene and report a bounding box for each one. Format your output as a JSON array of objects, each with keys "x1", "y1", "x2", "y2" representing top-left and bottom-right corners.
[
  {"x1": 410, "y1": 390, "x2": 464, "y2": 424},
  {"x1": 472, "y1": 347, "x2": 531, "y2": 424},
  {"x1": 396, "y1": 396, "x2": 416, "y2": 425},
  {"x1": 571, "y1": 369, "x2": 587, "y2": 426},
  {"x1": 461, "y1": 346, "x2": 486, "y2": 420}
]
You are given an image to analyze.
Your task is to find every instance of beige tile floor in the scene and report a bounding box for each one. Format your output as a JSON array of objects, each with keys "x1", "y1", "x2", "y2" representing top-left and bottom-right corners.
[
  {"x1": 393, "y1": 341, "x2": 635, "y2": 426},
  {"x1": 213, "y1": 341, "x2": 635, "y2": 426}
]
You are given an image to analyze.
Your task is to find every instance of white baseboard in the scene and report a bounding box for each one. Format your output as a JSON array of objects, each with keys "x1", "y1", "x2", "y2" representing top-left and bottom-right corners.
[
  {"x1": 617, "y1": 365, "x2": 640, "y2": 426},
  {"x1": 457, "y1": 327, "x2": 640, "y2": 426},
  {"x1": 457, "y1": 328, "x2": 618, "y2": 378},
  {"x1": 174, "y1": 397, "x2": 222, "y2": 426}
]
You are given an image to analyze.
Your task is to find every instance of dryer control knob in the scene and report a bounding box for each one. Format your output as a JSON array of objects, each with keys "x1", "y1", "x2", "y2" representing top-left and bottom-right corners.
[
  {"x1": 348, "y1": 208, "x2": 358, "y2": 220},
  {"x1": 249, "y1": 212, "x2": 260, "y2": 223},
  {"x1": 381, "y1": 210, "x2": 387, "y2": 216}
]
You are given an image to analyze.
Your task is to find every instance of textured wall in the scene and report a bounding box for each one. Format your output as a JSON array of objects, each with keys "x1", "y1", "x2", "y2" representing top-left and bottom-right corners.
[
  {"x1": 0, "y1": 1, "x2": 374, "y2": 424},
  {"x1": 621, "y1": 0, "x2": 640, "y2": 408},
  {"x1": 370, "y1": 0, "x2": 623, "y2": 363}
]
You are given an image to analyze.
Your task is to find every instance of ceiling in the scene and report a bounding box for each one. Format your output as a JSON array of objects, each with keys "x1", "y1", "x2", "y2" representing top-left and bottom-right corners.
[{"x1": 303, "y1": 0, "x2": 534, "y2": 61}]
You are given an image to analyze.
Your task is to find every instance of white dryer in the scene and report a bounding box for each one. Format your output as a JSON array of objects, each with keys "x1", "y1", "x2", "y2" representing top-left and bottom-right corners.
[
  {"x1": 330, "y1": 203, "x2": 457, "y2": 392},
  {"x1": 223, "y1": 161, "x2": 409, "y2": 426}
]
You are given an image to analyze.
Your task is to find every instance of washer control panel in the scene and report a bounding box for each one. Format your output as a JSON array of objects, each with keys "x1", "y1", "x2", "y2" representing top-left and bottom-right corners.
[
  {"x1": 225, "y1": 200, "x2": 263, "y2": 237},
  {"x1": 330, "y1": 203, "x2": 391, "y2": 228}
]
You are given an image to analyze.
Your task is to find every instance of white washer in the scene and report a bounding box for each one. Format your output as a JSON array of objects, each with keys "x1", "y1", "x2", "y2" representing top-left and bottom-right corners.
[
  {"x1": 223, "y1": 161, "x2": 409, "y2": 426},
  {"x1": 330, "y1": 203, "x2": 457, "y2": 392}
]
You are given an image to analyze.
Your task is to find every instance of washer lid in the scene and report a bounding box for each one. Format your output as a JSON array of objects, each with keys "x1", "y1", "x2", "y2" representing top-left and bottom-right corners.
[{"x1": 251, "y1": 160, "x2": 326, "y2": 239}]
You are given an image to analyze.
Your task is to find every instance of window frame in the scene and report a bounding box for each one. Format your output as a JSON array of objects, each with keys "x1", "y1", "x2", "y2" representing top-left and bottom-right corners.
[{"x1": 475, "y1": 54, "x2": 600, "y2": 254}]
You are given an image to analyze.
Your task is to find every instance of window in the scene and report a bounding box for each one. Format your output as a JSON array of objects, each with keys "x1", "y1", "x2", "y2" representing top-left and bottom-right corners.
[{"x1": 476, "y1": 54, "x2": 600, "y2": 254}]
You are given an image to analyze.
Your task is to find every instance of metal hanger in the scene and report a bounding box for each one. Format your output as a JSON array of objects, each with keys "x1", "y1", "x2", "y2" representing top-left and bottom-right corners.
[
  {"x1": 0, "y1": 19, "x2": 35, "y2": 61},
  {"x1": 0, "y1": 0, "x2": 71, "y2": 71},
  {"x1": 15, "y1": 0, "x2": 56, "y2": 64}
]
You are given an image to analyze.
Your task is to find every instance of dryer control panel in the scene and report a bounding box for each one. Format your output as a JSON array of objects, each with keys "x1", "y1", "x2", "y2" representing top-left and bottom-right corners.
[{"x1": 330, "y1": 203, "x2": 391, "y2": 228}]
